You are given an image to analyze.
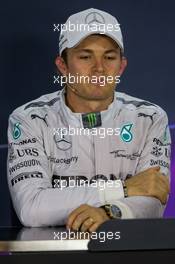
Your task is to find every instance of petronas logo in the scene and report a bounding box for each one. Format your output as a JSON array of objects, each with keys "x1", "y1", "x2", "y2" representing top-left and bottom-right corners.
[
  {"x1": 120, "y1": 124, "x2": 133, "y2": 142},
  {"x1": 87, "y1": 113, "x2": 97, "y2": 127},
  {"x1": 163, "y1": 125, "x2": 169, "y2": 144},
  {"x1": 13, "y1": 123, "x2": 21, "y2": 140}
]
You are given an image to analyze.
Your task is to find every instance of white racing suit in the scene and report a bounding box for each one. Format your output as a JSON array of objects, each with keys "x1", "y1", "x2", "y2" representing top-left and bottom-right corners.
[{"x1": 7, "y1": 89, "x2": 171, "y2": 226}]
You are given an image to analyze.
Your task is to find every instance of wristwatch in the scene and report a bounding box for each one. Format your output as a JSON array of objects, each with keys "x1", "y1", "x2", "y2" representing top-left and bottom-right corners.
[
  {"x1": 101, "y1": 204, "x2": 122, "y2": 219},
  {"x1": 122, "y1": 180, "x2": 128, "y2": 198}
]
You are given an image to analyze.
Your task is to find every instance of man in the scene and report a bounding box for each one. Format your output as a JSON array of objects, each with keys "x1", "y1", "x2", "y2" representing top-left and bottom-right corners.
[{"x1": 7, "y1": 8, "x2": 170, "y2": 232}]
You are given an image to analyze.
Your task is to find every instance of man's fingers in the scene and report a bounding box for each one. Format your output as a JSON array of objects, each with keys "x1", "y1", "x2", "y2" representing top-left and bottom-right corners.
[
  {"x1": 71, "y1": 211, "x2": 90, "y2": 231},
  {"x1": 148, "y1": 174, "x2": 170, "y2": 204},
  {"x1": 89, "y1": 222, "x2": 101, "y2": 233},
  {"x1": 66, "y1": 204, "x2": 89, "y2": 230},
  {"x1": 157, "y1": 175, "x2": 170, "y2": 200},
  {"x1": 159, "y1": 175, "x2": 170, "y2": 193},
  {"x1": 156, "y1": 173, "x2": 170, "y2": 193},
  {"x1": 80, "y1": 217, "x2": 95, "y2": 232},
  {"x1": 146, "y1": 166, "x2": 160, "y2": 172}
]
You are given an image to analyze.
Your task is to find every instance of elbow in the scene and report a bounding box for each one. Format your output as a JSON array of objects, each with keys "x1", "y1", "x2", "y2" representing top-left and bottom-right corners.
[{"x1": 19, "y1": 208, "x2": 43, "y2": 227}]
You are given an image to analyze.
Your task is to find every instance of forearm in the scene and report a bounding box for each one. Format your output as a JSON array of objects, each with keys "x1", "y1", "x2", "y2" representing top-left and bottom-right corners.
[
  {"x1": 12, "y1": 185, "x2": 101, "y2": 227},
  {"x1": 112, "y1": 196, "x2": 164, "y2": 219},
  {"x1": 11, "y1": 179, "x2": 124, "y2": 227}
]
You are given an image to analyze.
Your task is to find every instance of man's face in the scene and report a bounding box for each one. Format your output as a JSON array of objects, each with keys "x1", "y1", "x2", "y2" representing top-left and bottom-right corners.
[{"x1": 56, "y1": 34, "x2": 126, "y2": 101}]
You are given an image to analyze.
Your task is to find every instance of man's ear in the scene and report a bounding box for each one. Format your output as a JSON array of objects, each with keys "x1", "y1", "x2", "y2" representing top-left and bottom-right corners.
[
  {"x1": 118, "y1": 57, "x2": 127, "y2": 76},
  {"x1": 55, "y1": 56, "x2": 68, "y2": 75}
]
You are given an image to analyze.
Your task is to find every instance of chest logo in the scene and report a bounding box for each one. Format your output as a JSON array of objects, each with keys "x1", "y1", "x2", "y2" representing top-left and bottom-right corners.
[
  {"x1": 13, "y1": 123, "x2": 21, "y2": 140},
  {"x1": 82, "y1": 112, "x2": 102, "y2": 129},
  {"x1": 120, "y1": 123, "x2": 133, "y2": 143},
  {"x1": 54, "y1": 133, "x2": 72, "y2": 151}
]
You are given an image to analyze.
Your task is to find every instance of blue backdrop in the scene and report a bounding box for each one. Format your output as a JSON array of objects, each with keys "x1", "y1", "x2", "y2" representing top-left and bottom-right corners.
[{"x1": 0, "y1": 0, "x2": 175, "y2": 226}]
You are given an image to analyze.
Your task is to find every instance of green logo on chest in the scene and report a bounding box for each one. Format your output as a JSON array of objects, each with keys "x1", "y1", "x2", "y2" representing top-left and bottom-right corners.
[{"x1": 120, "y1": 124, "x2": 133, "y2": 142}]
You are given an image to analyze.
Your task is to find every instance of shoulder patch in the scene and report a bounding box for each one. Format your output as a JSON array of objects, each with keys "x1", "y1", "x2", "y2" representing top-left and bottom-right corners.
[
  {"x1": 117, "y1": 97, "x2": 156, "y2": 108},
  {"x1": 24, "y1": 97, "x2": 60, "y2": 110}
]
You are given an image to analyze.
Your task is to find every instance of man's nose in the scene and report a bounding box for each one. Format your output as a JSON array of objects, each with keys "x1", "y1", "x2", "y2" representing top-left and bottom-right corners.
[{"x1": 93, "y1": 58, "x2": 104, "y2": 73}]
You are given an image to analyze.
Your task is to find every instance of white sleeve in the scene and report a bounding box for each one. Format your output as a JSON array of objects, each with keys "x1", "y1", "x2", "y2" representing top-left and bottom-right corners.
[
  {"x1": 110, "y1": 110, "x2": 171, "y2": 218},
  {"x1": 7, "y1": 112, "x2": 111, "y2": 227}
]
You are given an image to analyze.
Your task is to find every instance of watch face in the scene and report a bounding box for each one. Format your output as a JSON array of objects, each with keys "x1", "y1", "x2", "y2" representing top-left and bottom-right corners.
[{"x1": 110, "y1": 205, "x2": 122, "y2": 218}]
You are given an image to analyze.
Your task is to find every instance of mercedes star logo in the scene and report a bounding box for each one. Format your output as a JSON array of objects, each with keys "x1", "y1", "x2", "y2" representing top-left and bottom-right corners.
[
  {"x1": 54, "y1": 134, "x2": 72, "y2": 151},
  {"x1": 85, "y1": 12, "x2": 105, "y2": 25}
]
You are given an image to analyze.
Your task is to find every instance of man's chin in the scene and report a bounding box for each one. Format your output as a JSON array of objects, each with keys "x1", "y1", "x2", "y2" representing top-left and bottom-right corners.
[
  {"x1": 76, "y1": 84, "x2": 114, "y2": 100},
  {"x1": 83, "y1": 91, "x2": 112, "y2": 101},
  {"x1": 89, "y1": 85, "x2": 113, "y2": 98}
]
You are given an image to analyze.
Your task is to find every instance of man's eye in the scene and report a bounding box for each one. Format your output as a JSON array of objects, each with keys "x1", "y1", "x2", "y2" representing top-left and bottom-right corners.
[
  {"x1": 79, "y1": 56, "x2": 91, "y2": 59},
  {"x1": 105, "y1": 56, "x2": 116, "y2": 60}
]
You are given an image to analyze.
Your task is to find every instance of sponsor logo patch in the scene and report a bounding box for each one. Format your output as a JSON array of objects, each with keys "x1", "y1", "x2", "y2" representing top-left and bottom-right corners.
[
  {"x1": 151, "y1": 146, "x2": 163, "y2": 157},
  {"x1": 120, "y1": 124, "x2": 133, "y2": 142},
  {"x1": 110, "y1": 150, "x2": 141, "y2": 160},
  {"x1": 10, "y1": 138, "x2": 37, "y2": 146},
  {"x1": 16, "y1": 148, "x2": 39, "y2": 157},
  {"x1": 13, "y1": 123, "x2": 21, "y2": 140},
  {"x1": 9, "y1": 159, "x2": 41, "y2": 175},
  {"x1": 48, "y1": 156, "x2": 78, "y2": 165},
  {"x1": 54, "y1": 134, "x2": 72, "y2": 151},
  {"x1": 11, "y1": 171, "x2": 43, "y2": 186},
  {"x1": 82, "y1": 112, "x2": 102, "y2": 129},
  {"x1": 150, "y1": 159, "x2": 170, "y2": 169}
]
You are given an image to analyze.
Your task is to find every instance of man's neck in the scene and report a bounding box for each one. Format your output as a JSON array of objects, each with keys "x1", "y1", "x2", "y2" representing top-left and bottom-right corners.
[{"x1": 65, "y1": 89, "x2": 114, "y2": 113}]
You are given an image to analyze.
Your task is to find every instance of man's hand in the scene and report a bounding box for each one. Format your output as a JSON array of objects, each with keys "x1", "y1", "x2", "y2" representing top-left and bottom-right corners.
[
  {"x1": 125, "y1": 166, "x2": 170, "y2": 204},
  {"x1": 66, "y1": 204, "x2": 109, "y2": 232}
]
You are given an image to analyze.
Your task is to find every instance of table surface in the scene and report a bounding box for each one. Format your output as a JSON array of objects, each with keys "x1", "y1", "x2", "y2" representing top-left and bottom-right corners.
[
  {"x1": 0, "y1": 227, "x2": 89, "y2": 252},
  {"x1": 1, "y1": 219, "x2": 175, "y2": 253}
]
